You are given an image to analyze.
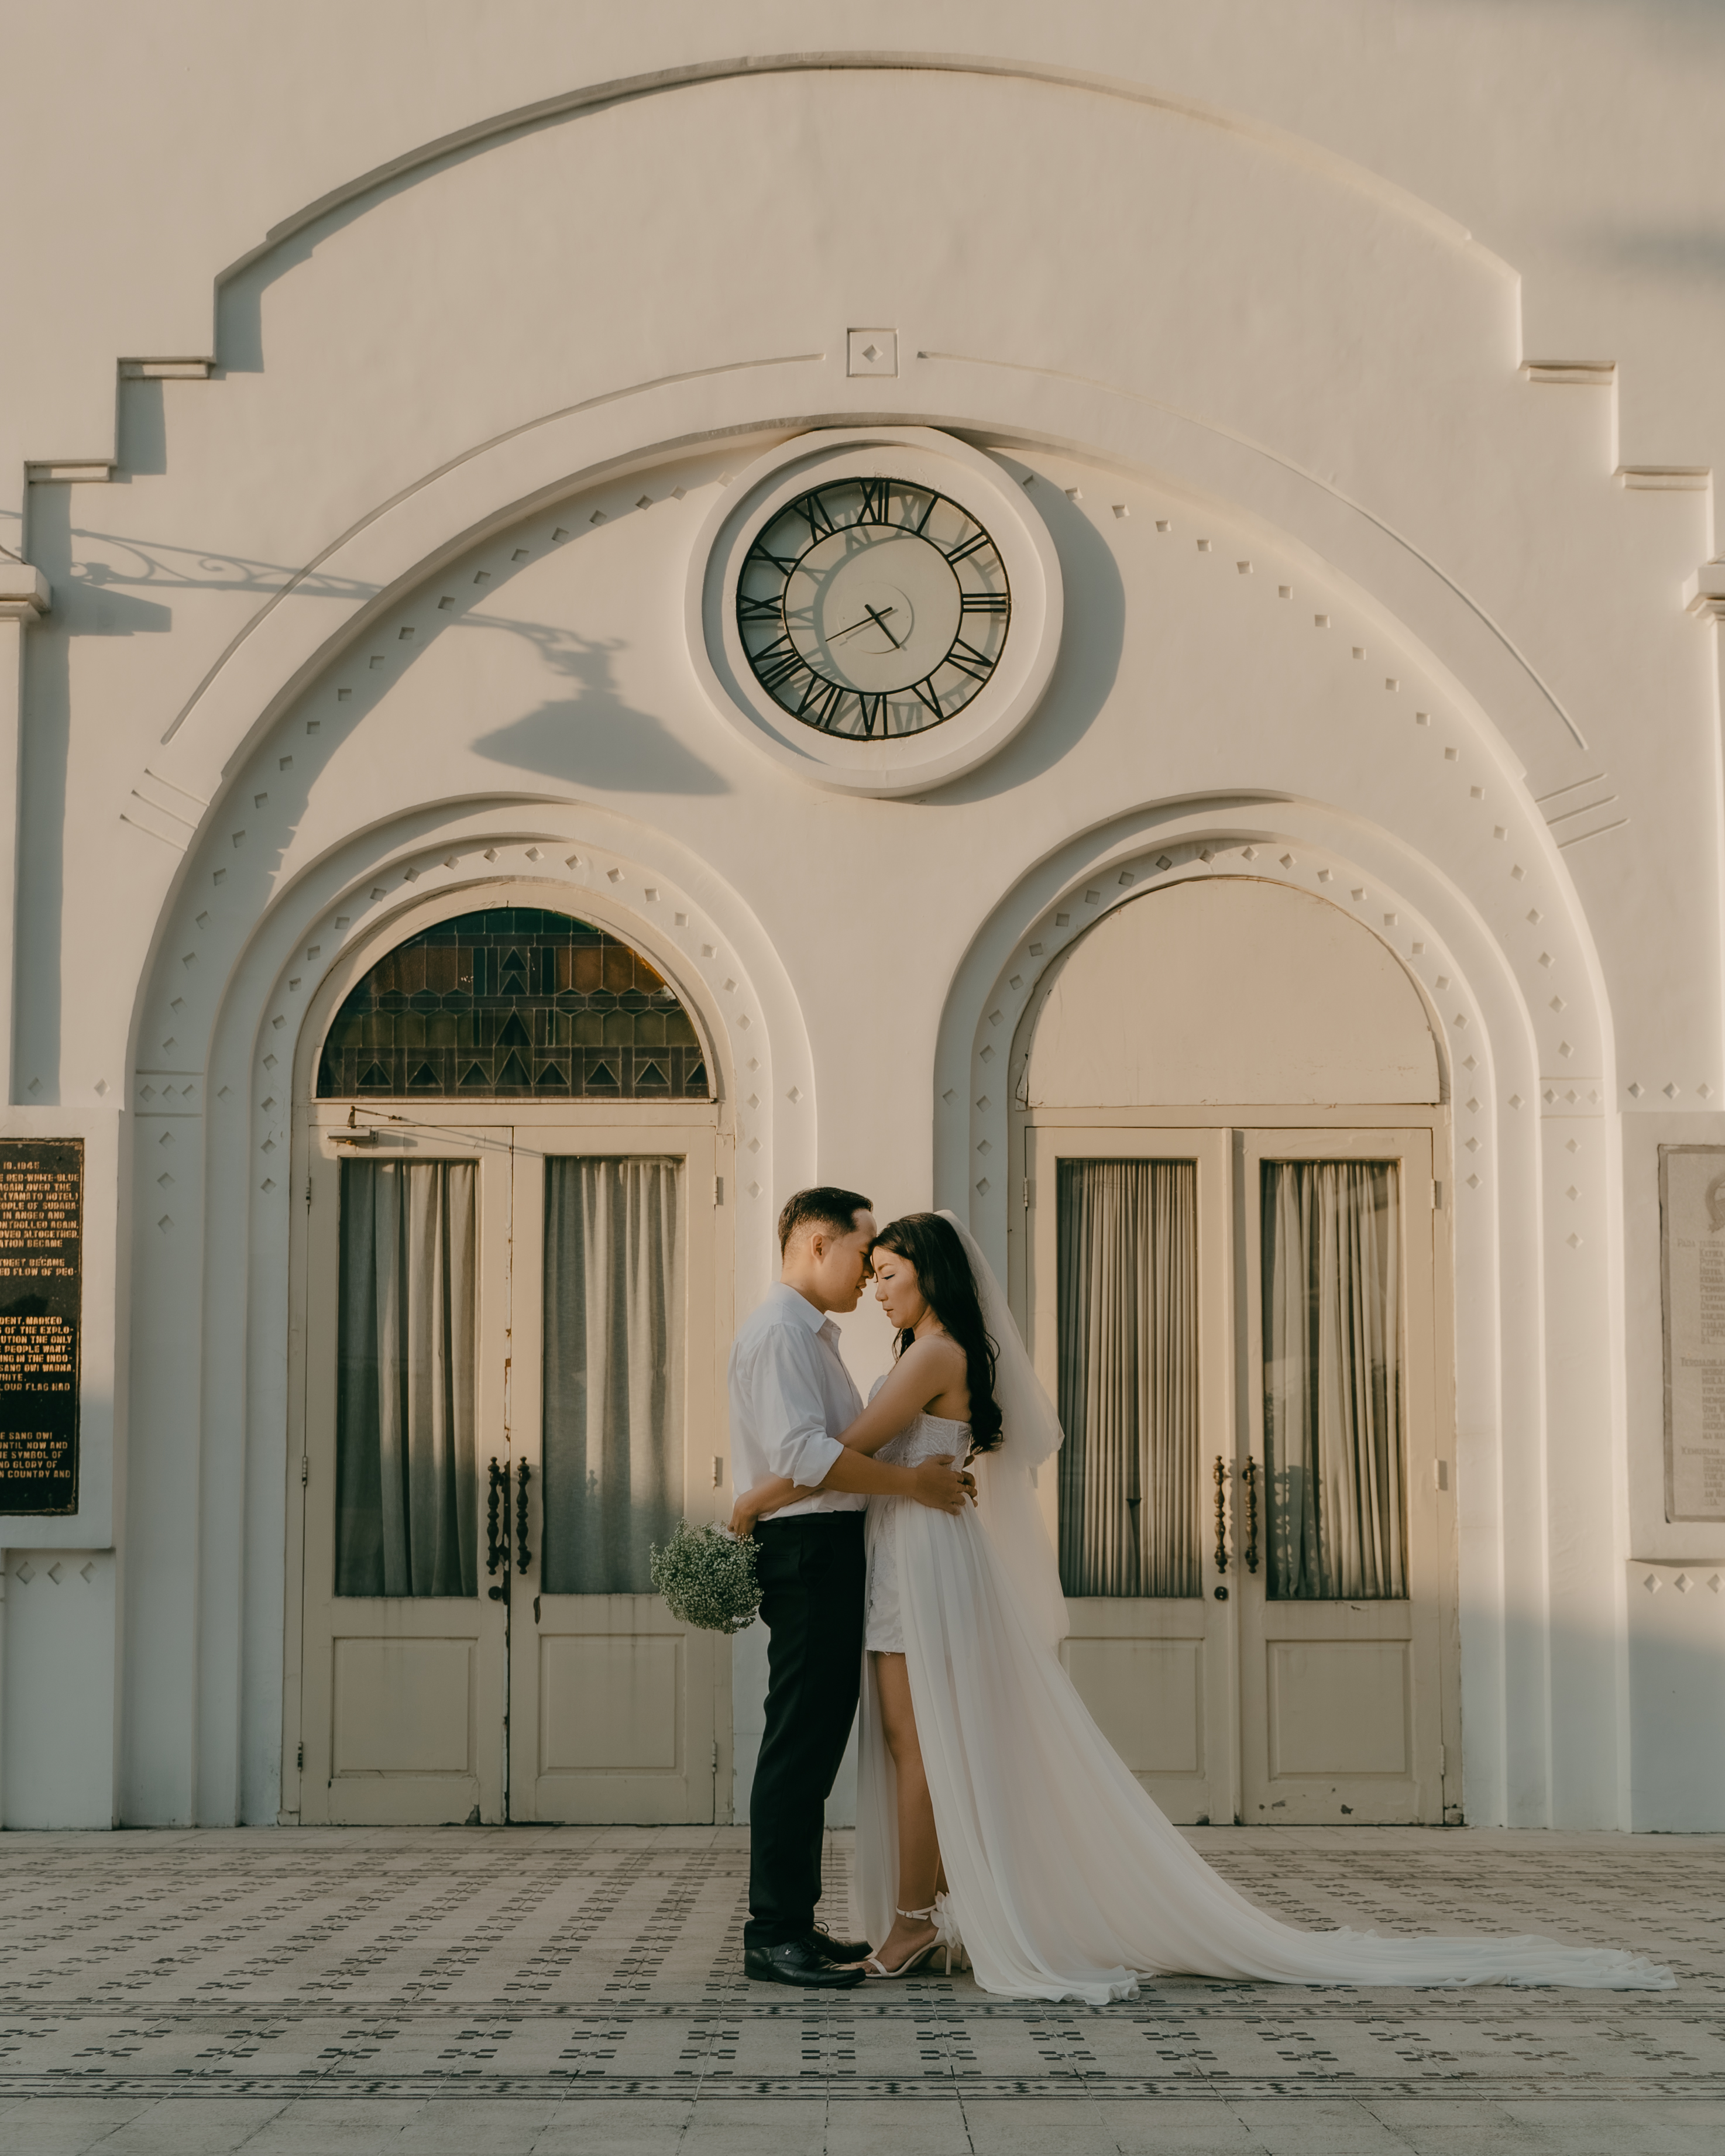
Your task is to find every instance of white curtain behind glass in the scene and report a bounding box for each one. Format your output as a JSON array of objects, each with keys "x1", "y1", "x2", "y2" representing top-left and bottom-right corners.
[
  {"x1": 335, "y1": 1159, "x2": 478, "y2": 1597},
  {"x1": 541, "y1": 1157, "x2": 684, "y2": 1594},
  {"x1": 1056, "y1": 1158, "x2": 1200, "y2": 1597},
  {"x1": 1262, "y1": 1159, "x2": 1406, "y2": 1600}
]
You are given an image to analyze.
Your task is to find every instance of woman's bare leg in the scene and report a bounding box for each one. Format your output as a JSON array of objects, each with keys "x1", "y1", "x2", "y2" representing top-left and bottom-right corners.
[{"x1": 870, "y1": 1652, "x2": 941, "y2": 1969}]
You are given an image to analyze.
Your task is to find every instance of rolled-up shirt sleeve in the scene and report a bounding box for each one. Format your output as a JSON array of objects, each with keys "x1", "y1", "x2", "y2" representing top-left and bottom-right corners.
[{"x1": 746, "y1": 1324, "x2": 846, "y2": 1488}]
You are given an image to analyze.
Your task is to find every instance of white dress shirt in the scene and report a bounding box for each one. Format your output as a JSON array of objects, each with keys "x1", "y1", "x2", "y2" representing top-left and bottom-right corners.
[{"x1": 729, "y1": 1282, "x2": 866, "y2": 1519}]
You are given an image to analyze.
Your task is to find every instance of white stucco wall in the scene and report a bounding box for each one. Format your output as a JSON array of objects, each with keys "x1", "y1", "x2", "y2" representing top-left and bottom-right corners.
[{"x1": 1, "y1": 3, "x2": 1721, "y2": 1830}]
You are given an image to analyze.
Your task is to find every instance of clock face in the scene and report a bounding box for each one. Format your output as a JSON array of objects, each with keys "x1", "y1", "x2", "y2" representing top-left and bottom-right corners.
[{"x1": 735, "y1": 477, "x2": 1011, "y2": 737}]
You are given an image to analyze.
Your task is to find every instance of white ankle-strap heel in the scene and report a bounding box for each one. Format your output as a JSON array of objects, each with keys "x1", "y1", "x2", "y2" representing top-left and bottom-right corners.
[{"x1": 861, "y1": 1904, "x2": 946, "y2": 1979}]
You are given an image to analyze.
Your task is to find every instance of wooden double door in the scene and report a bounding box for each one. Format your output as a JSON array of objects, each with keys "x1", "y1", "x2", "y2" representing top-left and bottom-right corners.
[
  {"x1": 1015, "y1": 1115, "x2": 1459, "y2": 1826},
  {"x1": 284, "y1": 1106, "x2": 731, "y2": 1824}
]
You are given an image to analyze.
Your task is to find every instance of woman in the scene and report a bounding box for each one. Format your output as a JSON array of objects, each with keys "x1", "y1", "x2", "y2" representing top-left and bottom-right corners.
[{"x1": 731, "y1": 1210, "x2": 1672, "y2": 2002}]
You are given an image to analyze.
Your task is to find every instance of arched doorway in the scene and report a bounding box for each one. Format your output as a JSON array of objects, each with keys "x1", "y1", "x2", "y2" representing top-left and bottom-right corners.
[
  {"x1": 285, "y1": 906, "x2": 731, "y2": 1825},
  {"x1": 1009, "y1": 878, "x2": 1459, "y2": 1825}
]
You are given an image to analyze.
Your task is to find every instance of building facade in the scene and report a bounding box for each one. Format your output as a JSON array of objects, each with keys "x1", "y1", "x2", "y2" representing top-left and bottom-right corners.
[{"x1": 3, "y1": 5, "x2": 1724, "y2": 1834}]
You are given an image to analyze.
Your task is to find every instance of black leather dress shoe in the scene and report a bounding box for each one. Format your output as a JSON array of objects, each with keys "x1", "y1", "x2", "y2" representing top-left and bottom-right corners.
[
  {"x1": 744, "y1": 1938, "x2": 866, "y2": 1987},
  {"x1": 806, "y1": 1925, "x2": 872, "y2": 1963}
]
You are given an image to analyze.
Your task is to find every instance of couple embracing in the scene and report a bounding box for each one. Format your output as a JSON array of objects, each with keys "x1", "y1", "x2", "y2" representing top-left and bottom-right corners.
[{"x1": 729, "y1": 1187, "x2": 1671, "y2": 2001}]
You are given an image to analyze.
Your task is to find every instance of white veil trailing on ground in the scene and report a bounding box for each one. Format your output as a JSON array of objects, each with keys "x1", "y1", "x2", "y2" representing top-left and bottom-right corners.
[
  {"x1": 857, "y1": 1212, "x2": 1672, "y2": 1997},
  {"x1": 936, "y1": 1209, "x2": 1070, "y2": 1650}
]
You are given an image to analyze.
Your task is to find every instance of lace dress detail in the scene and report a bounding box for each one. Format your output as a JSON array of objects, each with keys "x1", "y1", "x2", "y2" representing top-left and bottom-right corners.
[{"x1": 864, "y1": 1409, "x2": 970, "y2": 1655}]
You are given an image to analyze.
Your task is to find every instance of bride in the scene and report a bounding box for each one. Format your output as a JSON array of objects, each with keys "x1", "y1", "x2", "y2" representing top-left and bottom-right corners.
[{"x1": 731, "y1": 1208, "x2": 1673, "y2": 2002}]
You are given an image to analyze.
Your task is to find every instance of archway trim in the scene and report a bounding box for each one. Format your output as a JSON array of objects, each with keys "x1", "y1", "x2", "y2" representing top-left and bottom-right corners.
[{"x1": 218, "y1": 53, "x2": 1494, "y2": 292}]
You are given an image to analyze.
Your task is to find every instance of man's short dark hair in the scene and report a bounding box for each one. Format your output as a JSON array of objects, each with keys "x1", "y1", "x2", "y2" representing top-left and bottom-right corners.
[{"x1": 777, "y1": 1186, "x2": 873, "y2": 1256}]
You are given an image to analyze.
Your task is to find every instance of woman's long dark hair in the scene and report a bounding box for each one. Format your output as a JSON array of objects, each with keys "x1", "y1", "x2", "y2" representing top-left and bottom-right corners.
[{"x1": 871, "y1": 1212, "x2": 1004, "y2": 1453}]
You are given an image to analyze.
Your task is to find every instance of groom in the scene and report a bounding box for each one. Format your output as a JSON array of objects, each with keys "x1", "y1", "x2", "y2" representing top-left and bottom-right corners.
[{"x1": 732, "y1": 1186, "x2": 974, "y2": 1988}]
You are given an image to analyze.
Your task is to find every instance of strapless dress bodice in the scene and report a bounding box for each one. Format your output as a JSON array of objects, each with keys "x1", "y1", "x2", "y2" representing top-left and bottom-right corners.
[
  {"x1": 876, "y1": 1409, "x2": 971, "y2": 1467},
  {"x1": 864, "y1": 1410, "x2": 971, "y2": 1655}
]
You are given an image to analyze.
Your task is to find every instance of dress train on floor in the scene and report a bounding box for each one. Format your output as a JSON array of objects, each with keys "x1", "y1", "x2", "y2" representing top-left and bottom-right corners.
[{"x1": 855, "y1": 1466, "x2": 1674, "y2": 2004}]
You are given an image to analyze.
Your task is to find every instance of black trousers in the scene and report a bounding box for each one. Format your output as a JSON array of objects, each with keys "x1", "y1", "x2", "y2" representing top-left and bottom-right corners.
[{"x1": 745, "y1": 1511, "x2": 867, "y2": 1949}]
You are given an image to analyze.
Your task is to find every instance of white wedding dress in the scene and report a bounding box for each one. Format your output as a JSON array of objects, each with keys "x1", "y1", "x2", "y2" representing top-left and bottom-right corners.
[{"x1": 852, "y1": 1220, "x2": 1674, "y2": 2005}]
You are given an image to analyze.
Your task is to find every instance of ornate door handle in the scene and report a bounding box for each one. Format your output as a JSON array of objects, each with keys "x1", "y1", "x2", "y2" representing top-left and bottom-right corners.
[
  {"x1": 486, "y1": 1456, "x2": 510, "y2": 1600},
  {"x1": 1212, "y1": 1455, "x2": 1229, "y2": 1600},
  {"x1": 516, "y1": 1459, "x2": 533, "y2": 1573},
  {"x1": 1242, "y1": 1457, "x2": 1260, "y2": 1576}
]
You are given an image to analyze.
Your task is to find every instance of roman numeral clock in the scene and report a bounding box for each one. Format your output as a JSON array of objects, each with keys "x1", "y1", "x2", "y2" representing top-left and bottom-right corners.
[{"x1": 685, "y1": 428, "x2": 1064, "y2": 797}]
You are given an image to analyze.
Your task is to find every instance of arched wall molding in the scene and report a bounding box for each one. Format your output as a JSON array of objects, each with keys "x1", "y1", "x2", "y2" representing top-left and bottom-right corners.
[
  {"x1": 946, "y1": 390, "x2": 1587, "y2": 755},
  {"x1": 120, "y1": 410, "x2": 1614, "y2": 1233},
  {"x1": 123, "y1": 800, "x2": 810, "y2": 1825},
  {"x1": 111, "y1": 388, "x2": 1636, "y2": 1824},
  {"x1": 129, "y1": 770, "x2": 812, "y2": 1155},
  {"x1": 140, "y1": 376, "x2": 1595, "y2": 812},
  {"x1": 939, "y1": 798, "x2": 1545, "y2": 1282},
  {"x1": 221, "y1": 55, "x2": 1501, "y2": 293},
  {"x1": 934, "y1": 797, "x2": 1621, "y2": 1829},
  {"x1": 117, "y1": 366, "x2": 1626, "y2": 1086},
  {"x1": 1013, "y1": 874, "x2": 1446, "y2": 1108}
]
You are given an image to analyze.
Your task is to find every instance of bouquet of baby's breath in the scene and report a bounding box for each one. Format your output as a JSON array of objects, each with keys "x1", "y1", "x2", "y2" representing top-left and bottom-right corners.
[{"x1": 650, "y1": 1519, "x2": 762, "y2": 1635}]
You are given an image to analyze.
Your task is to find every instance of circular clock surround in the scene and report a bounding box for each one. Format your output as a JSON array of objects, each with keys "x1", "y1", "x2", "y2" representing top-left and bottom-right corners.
[{"x1": 686, "y1": 428, "x2": 1063, "y2": 797}]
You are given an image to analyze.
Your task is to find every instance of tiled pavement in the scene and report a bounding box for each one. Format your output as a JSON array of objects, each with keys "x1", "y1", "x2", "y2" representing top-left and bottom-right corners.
[{"x1": 0, "y1": 1824, "x2": 1718, "y2": 2152}]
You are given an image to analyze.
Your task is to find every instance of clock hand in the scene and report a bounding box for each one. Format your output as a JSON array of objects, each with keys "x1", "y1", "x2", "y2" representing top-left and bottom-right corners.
[
  {"x1": 863, "y1": 604, "x2": 903, "y2": 649},
  {"x1": 827, "y1": 604, "x2": 897, "y2": 645}
]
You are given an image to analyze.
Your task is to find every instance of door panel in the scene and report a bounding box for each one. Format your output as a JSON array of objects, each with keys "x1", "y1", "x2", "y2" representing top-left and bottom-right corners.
[
  {"x1": 332, "y1": 1636, "x2": 476, "y2": 1775},
  {"x1": 1237, "y1": 1127, "x2": 1444, "y2": 1824},
  {"x1": 530, "y1": 1600, "x2": 720, "y2": 1817},
  {"x1": 1020, "y1": 1127, "x2": 1235, "y2": 1825},
  {"x1": 1266, "y1": 1634, "x2": 1411, "y2": 1779},
  {"x1": 537, "y1": 1624, "x2": 682, "y2": 1773},
  {"x1": 1062, "y1": 1613, "x2": 1209, "y2": 1777},
  {"x1": 1015, "y1": 1112, "x2": 1456, "y2": 1829},
  {"x1": 508, "y1": 1122, "x2": 729, "y2": 1823},
  {"x1": 297, "y1": 1120, "x2": 511, "y2": 1825}
]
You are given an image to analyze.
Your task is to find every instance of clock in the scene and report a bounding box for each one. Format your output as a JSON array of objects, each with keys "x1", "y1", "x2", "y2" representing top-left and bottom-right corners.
[
  {"x1": 686, "y1": 428, "x2": 1063, "y2": 799},
  {"x1": 735, "y1": 477, "x2": 1011, "y2": 738}
]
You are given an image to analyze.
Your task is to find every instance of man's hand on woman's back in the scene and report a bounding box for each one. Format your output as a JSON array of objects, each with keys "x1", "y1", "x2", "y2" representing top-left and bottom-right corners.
[{"x1": 912, "y1": 1455, "x2": 977, "y2": 1514}]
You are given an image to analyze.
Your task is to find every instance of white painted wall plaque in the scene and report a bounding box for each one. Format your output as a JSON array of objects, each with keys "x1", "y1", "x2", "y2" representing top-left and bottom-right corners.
[{"x1": 1660, "y1": 1144, "x2": 1725, "y2": 1520}]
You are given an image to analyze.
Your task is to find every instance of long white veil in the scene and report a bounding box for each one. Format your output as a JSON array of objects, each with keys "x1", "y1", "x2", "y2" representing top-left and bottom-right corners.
[
  {"x1": 937, "y1": 1209, "x2": 1070, "y2": 1649},
  {"x1": 859, "y1": 1213, "x2": 1671, "y2": 1999}
]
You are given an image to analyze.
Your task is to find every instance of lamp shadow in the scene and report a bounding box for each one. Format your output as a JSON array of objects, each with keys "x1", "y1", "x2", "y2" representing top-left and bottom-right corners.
[{"x1": 470, "y1": 625, "x2": 729, "y2": 797}]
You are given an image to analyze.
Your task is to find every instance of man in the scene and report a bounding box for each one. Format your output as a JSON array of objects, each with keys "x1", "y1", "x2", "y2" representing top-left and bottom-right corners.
[{"x1": 731, "y1": 1186, "x2": 974, "y2": 1989}]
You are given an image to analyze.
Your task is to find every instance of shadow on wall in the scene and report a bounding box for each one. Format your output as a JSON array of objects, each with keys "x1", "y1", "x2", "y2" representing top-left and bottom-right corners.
[
  {"x1": 1583, "y1": 225, "x2": 1725, "y2": 285},
  {"x1": 117, "y1": 379, "x2": 169, "y2": 481},
  {"x1": 25, "y1": 504, "x2": 731, "y2": 815},
  {"x1": 922, "y1": 471, "x2": 1126, "y2": 805},
  {"x1": 1627, "y1": 1565, "x2": 1725, "y2": 1831},
  {"x1": 471, "y1": 624, "x2": 729, "y2": 796},
  {"x1": 1408, "y1": 0, "x2": 1725, "y2": 44},
  {"x1": 20, "y1": 497, "x2": 732, "y2": 1110},
  {"x1": 13, "y1": 494, "x2": 73, "y2": 1102}
]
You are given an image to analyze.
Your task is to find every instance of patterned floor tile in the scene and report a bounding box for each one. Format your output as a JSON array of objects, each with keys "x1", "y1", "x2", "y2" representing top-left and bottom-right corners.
[{"x1": 0, "y1": 1826, "x2": 1716, "y2": 2154}]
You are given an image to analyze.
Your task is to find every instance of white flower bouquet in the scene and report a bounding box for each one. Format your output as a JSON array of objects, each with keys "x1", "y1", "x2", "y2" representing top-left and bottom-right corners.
[{"x1": 649, "y1": 1519, "x2": 762, "y2": 1635}]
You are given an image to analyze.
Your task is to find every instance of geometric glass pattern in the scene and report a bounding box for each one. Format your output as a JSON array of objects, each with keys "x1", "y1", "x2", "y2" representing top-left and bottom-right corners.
[{"x1": 316, "y1": 907, "x2": 710, "y2": 1101}]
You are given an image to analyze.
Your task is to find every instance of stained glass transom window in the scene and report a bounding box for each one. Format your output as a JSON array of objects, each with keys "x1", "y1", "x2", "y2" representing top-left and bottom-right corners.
[{"x1": 317, "y1": 909, "x2": 710, "y2": 1102}]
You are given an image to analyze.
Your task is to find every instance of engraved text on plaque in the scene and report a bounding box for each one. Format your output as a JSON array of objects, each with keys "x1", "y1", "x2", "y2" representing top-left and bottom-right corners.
[{"x1": 0, "y1": 1139, "x2": 83, "y2": 1515}]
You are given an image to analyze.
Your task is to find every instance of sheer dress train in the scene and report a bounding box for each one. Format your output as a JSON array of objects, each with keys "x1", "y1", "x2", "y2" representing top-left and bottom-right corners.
[{"x1": 855, "y1": 1408, "x2": 1672, "y2": 2004}]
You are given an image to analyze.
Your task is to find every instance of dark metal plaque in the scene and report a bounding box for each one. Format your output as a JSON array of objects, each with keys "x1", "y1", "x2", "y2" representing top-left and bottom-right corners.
[{"x1": 0, "y1": 1139, "x2": 83, "y2": 1515}]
